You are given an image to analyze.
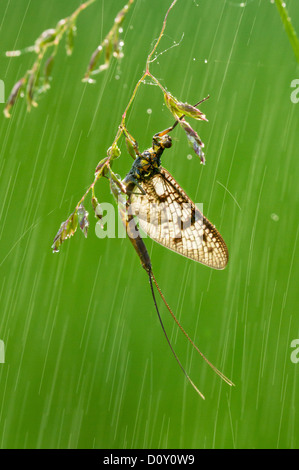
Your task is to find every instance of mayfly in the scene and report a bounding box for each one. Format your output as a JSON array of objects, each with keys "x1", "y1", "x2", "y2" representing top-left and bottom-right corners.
[
  {"x1": 52, "y1": 98, "x2": 234, "y2": 399},
  {"x1": 107, "y1": 99, "x2": 234, "y2": 399}
]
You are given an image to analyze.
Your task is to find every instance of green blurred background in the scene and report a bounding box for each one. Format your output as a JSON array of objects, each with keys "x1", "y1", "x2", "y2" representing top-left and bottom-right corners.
[{"x1": 0, "y1": 0, "x2": 298, "y2": 449}]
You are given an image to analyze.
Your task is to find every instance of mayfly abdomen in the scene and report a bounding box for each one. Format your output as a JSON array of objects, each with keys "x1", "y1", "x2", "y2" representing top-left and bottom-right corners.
[{"x1": 125, "y1": 211, "x2": 152, "y2": 273}]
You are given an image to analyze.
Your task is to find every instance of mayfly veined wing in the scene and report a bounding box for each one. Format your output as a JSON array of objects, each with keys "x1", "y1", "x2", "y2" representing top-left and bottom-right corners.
[
  {"x1": 112, "y1": 113, "x2": 233, "y2": 399},
  {"x1": 122, "y1": 99, "x2": 228, "y2": 270},
  {"x1": 126, "y1": 165, "x2": 228, "y2": 270}
]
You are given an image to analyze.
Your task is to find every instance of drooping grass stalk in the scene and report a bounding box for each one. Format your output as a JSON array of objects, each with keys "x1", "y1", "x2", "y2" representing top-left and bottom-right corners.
[
  {"x1": 4, "y1": 0, "x2": 97, "y2": 117},
  {"x1": 275, "y1": 0, "x2": 299, "y2": 64},
  {"x1": 52, "y1": 0, "x2": 208, "y2": 250},
  {"x1": 83, "y1": 0, "x2": 134, "y2": 82}
]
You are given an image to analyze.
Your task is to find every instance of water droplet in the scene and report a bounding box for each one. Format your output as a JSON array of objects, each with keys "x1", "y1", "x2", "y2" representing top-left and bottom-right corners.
[
  {"x1": 270, "y1": 213, "x2": 279, "y2": 222},
  {"x1": 147, "y1": 108, "x2": 152, "y2": 115},
  {"x1": 187, "y1": 154, "x2": 192, "y2": 160}
]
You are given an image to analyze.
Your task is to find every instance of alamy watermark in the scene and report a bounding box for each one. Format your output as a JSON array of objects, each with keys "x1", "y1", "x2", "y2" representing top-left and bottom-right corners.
[
  {"x1": 0, "y1": 79, "x2": 5, "y2": 104},
  {"x1": 95, "y1": 199, "x2": 204, "y2": 247},
  {"x1": 290, "y1": 339, "x2": 299, "y2": 364},
  {"x1": 0, "y1": 340, "x2": 4, "y2": 363},
  {"x1": 290, "y1": 79, "x2": 299, "y2": 103}
]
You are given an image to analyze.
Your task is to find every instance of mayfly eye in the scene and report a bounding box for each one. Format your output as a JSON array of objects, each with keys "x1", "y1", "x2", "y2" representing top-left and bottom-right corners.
[{"x1": 163, "y1": 136, "x2": 172, "y2": 148}]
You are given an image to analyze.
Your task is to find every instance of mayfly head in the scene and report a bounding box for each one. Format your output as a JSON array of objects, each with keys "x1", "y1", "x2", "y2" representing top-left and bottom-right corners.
[{"x1": 152, "y1": 133, "x2": 172, "y2": 154}]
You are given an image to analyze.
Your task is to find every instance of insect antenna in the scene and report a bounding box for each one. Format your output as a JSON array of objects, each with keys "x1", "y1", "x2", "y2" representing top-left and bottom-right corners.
[
  {"x1": 147, "y1": 269, "x2": 206, "y2": 399},
  {"x1": 150, "y1": 271, "x2": 234, "y2": 388}
]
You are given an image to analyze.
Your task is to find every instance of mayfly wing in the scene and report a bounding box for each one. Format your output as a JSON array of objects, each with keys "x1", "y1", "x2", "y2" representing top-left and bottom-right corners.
[{"x1": 128, "y1": 167, "x2": 228, "y2": 270}]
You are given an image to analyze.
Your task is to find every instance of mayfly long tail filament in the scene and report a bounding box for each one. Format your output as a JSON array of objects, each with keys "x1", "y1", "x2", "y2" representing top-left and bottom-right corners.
[
  {"x1": 150, "y1": 271, "x2": 234, "y2": 388},
  {"x1": 148, "y1": 270, "x2": 205, "y2": 400}
]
